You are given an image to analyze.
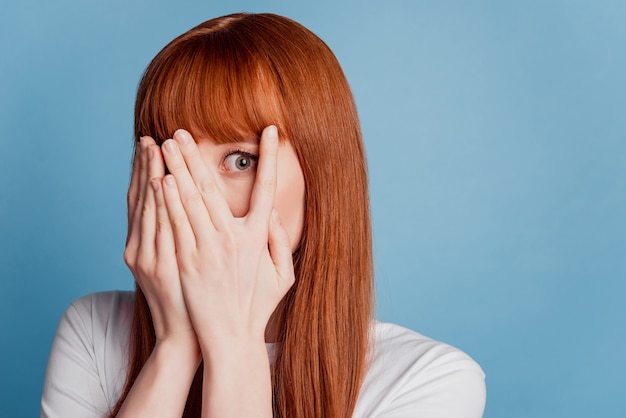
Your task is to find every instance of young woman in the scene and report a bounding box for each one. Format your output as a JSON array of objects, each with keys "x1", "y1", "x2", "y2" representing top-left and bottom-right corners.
[{"x1": 41, "y1": 13, "x2": 486, "y2": 418}]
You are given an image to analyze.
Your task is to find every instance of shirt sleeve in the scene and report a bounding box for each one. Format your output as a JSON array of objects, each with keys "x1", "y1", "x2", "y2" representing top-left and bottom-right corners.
[
  {"x1": 41, "y1": 296, "x2": 116, "y2": 418},
  {"x1": 355, "y1": 323, "x2": 486, "y2": 418},
  {"x1": 377, "y1": 349, "x2": 486, "y2": 418}
]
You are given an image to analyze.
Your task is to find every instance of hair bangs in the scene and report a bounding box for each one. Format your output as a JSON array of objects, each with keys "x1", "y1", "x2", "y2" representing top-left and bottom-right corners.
[{"x1": 135, "y1": 30, "x2": 286, "y2": 146}]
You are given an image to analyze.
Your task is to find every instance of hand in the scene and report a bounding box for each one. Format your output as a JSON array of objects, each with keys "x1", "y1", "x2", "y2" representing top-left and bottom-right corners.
[
  {"x1": 159, "y1": 126, "x2": 295, "y2": 348},
  {"x1": 123, "y1": 136, "x2": 197, "y2": 346},
  {"x1": 117, "y1": 137, "x2": 200, "y2": 418}
]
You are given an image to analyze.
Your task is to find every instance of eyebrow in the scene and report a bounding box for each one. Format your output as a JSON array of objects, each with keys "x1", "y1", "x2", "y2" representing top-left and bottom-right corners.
[{"x1": 232, "y1": 138, "x2": 260, "y2": 145}]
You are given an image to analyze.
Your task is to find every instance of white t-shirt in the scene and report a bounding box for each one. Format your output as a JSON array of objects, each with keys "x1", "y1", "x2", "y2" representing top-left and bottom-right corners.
[{"x1": 41, "y1": 291, "x2": 486, "y2": 417}]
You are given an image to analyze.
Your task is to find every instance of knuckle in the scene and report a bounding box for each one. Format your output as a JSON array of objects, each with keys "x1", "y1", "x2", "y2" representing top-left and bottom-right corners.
[
  {"x1": 155, "y1": 218, "x2": 169, "y2": 234},
  {"x1": 184, "y1": 191, "x2": 204, "y2": 208},
  {"x1": 170, "y1": 212, "x2": 188, "y2": 228},
  {"x1": 128, "y1": 191, "x2": 141, "y2": 212},
  {"x1": 198, "y1": 177, "x2": 219, "y2": 196},
  {"x1": 123, "y1": 248, "x2": 135, "y2": 268},
  {"x1": 141, "y1": 202, "x2": 153, "y2": 217},
  {"x1": 141, "y1": 199, "x2": 154, "y2": 215},
  {"x1": 258, "y1": 176, "x2": 276, "y2": 192},
  {"x1": 165, "y1": 157, "x2": 183, "y2": 173},
  {"x1": 278, "y1": 236, "x2": 292, "y2": 250},
  {"x1": 135, "y1": 192, "x2": 144, "y2": 209}
]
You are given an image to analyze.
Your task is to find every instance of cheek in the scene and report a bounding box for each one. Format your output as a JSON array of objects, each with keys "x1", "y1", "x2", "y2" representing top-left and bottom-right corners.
[
  {"x1": 223, "y1": 180, "x2": 254, "y2": 218},
  {"x1": 224, "y1": 175, "x2": 304, "y2": 248},
  {"x1": 274, "y1": 154, "x2": 305, "y2": 252}
]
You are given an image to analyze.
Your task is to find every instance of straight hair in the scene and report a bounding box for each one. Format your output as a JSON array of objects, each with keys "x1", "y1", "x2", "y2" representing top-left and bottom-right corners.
[{"x1": 109, "y1": 13, "x2": 374, "y2": 417}]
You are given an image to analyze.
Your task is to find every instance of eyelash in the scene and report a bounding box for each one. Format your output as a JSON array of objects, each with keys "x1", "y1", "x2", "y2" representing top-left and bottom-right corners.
[{"x1": 222, "y1": 148, "x2": 259, "y2": 173}]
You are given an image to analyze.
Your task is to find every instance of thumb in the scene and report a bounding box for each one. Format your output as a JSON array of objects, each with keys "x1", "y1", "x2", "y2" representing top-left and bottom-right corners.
[{"x1": 268, "y1": 208, "x2": 296, "y2": 290}]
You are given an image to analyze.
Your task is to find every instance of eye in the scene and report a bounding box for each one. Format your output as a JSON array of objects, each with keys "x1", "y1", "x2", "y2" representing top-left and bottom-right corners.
[{"x1": 223, "y1": 150, "x2": 258, "y2": 173}]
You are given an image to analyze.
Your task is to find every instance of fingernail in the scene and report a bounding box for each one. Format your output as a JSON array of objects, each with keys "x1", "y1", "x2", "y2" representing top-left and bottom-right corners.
[
  {"x1": 174, "y1": 129, "x2": 190, "y2": 144},
  {"x1": 147, "y1": 146, "x2": 154, "y2": 160},
  {"x1": 267, "y1": 125, "x2": 278, "y2": 139},
  {"x1": 139, "y1": 136, "x2": 148, "y2": 149},
  {"x1": 163, "y1": 140, "x2": 177, "y2": 155},
  {"x1": 164, "y1": 175, "x2": 175, "y2": 186}
]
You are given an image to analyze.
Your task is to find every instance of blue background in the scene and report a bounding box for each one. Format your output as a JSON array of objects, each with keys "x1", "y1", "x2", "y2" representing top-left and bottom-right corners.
[{"x1": 1, "y1": 1, "x2": 624, "y2": 417}]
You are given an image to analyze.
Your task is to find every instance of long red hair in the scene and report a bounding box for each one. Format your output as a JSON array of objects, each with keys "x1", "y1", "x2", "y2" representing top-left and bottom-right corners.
[{"x1": 110, "y1": 13, "x2": 373, "y2": 417}]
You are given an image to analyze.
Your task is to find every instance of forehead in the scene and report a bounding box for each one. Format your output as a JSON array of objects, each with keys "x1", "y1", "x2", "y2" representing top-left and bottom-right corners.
[
  {"x1": 189, "y1": 128, "x2": 263, "y2": 147},
  {"x1": 194, "y1": 135, "x2": 260, "y2": 147}
]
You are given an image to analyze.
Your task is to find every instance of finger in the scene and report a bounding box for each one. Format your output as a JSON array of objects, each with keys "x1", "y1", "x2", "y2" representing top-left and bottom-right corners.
[
  {"x1": 148, "y1": 145, "x2": 172, "y2": 258},
  {"x1": 162, "y1": 174, "x2": 196, "y2": 261},
  {"x1": 126, "y1": 137, "x2": 150, "y2": 250},
  {"x1": 127, "y1": 143, "x2": 141, "y2": 225},
  {"x1": 172, "y1": 129, "x2": 232, "y2": 230},
  {"x1": 124, "y1": 145, "x2": 140, "y2": 262},
  {"x1": 248, "y1": 126, "x2": 279, "y2": 227},
  {"x1": 148, "y1": 141, "x2": 166, "y2": 178},
  {"x1": 137, "y1": 143, "x2": 165, "y2": 261},
  {"x1": 268, "y1": 209, "x2": 295, "y2": 290},
  {"x1": 161, "y1": 137, "x2": 219, "y2": 245},
  {"x1": 151, "y1": 176, "x2": 176, "y2": 264},
  {"x1": 136, "y1": 138, "x2": 152, "y2": 217}
]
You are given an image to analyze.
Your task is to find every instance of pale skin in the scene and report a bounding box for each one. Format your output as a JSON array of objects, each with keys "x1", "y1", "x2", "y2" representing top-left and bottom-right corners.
[{"x1": 120, "y1": 126, "x2": 305, "y2": 417}]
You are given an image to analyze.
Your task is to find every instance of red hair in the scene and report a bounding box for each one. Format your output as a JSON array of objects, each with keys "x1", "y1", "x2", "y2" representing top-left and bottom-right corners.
[{"x1": 111, "y1": 13, "x2": 373, "y2": 417}]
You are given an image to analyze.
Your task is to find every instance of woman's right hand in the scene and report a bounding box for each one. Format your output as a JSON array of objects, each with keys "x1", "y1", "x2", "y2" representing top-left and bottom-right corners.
[
  {"x1": 123, "y1": 136, "x2": 197, "y2": 347},
  {"x1": 116, "y1": 137, "x2": 200, "y2": 417}
]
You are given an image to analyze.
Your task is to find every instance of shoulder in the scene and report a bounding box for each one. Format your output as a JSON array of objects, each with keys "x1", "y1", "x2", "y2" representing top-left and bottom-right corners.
[
  {"x1": 41, "y1": 291, "x2": 134, "y2": 417},
  {"x1": 354, "y1": 322, "x2": 486, "y2": 418},
  {"x1": 62, "y1": 290, "x2": 134, "y2": 369},
  {"x1": 66, "y1": 290, "x2": 135, "y2": 326},
  {"x1": 370, "y1": 322, "x2": 484, "y2": 375},
  {"x1": 57, "y1": 290, "x2": 134, "y2": 348}
]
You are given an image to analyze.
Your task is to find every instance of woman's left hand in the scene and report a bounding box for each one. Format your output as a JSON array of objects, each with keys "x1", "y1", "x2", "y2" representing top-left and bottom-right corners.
[{"x1": 159, "y1": 126, "x2": 295, "y2": 349}]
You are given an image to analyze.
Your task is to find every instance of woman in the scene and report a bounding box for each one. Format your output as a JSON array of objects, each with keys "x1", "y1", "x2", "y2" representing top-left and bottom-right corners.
[{"x1": 41, "y1": 13, "x2": 485, "y2": 418}]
